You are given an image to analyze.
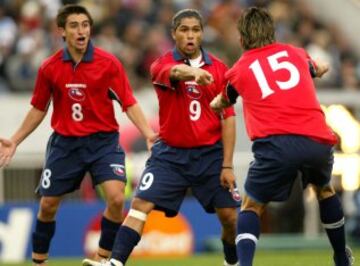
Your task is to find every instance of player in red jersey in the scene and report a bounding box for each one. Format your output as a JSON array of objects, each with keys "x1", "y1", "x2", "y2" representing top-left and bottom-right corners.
[
  {"x1": 83, "y1": 9, "x2": 240, "y2": 266},
  {"x1": 211, "y1": 7, "x2": 353, "y2": 266},
  {"x1": 0, "y1": 5, "x2": 157, "y2": 266}
]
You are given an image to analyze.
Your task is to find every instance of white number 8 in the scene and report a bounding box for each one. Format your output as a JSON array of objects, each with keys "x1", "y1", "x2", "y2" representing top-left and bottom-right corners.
[
  {"x1": 189, "y1": 100, "x2": 201, "y2": 121},
  {"x1": 41, "y1": 169, "x2": 52, "y2": 189},
  {"x1": 72, "y1": 103, "x2": 84, "y2": 121},
  {"x1": 139, "y1": 173, "x2": 154, "y2": 191}
]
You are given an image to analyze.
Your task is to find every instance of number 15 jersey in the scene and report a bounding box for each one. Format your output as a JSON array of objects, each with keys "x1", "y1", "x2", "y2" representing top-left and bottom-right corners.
[
  {"x1": 151, "y1": 48, "x2": 235, "y2": 148},
  {"x1": 224, "y1": 43, "x2": 337, "y2": 144}
]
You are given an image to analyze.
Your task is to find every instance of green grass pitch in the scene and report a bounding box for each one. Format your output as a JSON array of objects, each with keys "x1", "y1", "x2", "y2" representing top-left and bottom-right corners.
[{"x1": 9, "y1": 249, "x2": 359, "y2": 266}]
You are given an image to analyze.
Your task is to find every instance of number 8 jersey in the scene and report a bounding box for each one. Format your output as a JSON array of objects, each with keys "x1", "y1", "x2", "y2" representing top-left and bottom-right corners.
[
  {"x1": 31, "y1": 42, "x2": 137, "y2": 136},
  {"x1": 150, "y1": 48, "x2": 235, "y2": 148},
  {"x1": 224, "y1": 43, "x2": 337, "y2": 144}
]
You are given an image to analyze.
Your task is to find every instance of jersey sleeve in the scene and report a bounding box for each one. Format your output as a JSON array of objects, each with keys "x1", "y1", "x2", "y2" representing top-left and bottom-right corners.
[
  {"x1": 109, "y1": 59, "x2": 137, "y2": 112},
  {"x1": 217, "y1": 63, "x2": 236, "y2": 119},
  {"x1": 295, "y1": 47, "x2": 318, "y2": 78},
  {"x1": 150, "y1": 58, "x2": 177, "y2": 90},
  {"x1": 221, "y1": 67, "x2": 240, "y2": 107},
  {"x1": 30, "y1": 66, "x2": 52, "y2": 111}
]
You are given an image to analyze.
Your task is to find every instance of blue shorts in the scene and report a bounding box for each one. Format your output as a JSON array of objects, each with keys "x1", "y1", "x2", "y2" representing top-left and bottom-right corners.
[
  {"x1": 135, "y1": 140, "x2": 240, "y2": 217},
  {"x1": 37, "y1": 131, "x2": 126, "y2": 196},
  {"x1": 245, "y1": 135, "x2": 334, "y2": 204}
]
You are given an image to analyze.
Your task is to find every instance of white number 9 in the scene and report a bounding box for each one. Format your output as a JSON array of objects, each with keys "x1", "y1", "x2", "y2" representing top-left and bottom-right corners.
[
  {"x1": 139, "y1": 173, "x2": 154, "y2": 191},
  {"x1": 189, "y1": 100, "x2": 201, "y2": 121}
]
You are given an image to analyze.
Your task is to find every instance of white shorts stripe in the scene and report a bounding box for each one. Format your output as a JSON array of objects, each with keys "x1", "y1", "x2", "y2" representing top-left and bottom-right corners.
[
  {"x1": 235, "y1": 233, "x2": 258, "y2": 245},
  {"x1": 128, "y1": 209, "x2": 148, "y2": 221},
  {"x1": 322, "y1": 217, "x2": 345, "y2": 229}
]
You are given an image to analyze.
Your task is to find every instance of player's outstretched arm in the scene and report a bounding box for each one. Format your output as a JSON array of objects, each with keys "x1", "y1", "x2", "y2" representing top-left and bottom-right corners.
[
  {"x1": 170, "y1": 64, "x2": 214, "y2": 85},
  {"x1": 125, "y1": 103, "x2": 158, "y2": 151},
  {"x1": 0, "y1": 107, "x2": 46, "y2": 167},
  {"x1": 210, "y1": 93, "x2": 231, "y2": 113}
]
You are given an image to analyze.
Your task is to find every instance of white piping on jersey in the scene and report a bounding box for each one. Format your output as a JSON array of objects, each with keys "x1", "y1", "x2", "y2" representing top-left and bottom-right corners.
[
  {"x1": 109, "y1": 87, "x2": 123, "y2": 106},
  {"x1": 235, "y1": 233, "x2": 258, "y2": 245}
]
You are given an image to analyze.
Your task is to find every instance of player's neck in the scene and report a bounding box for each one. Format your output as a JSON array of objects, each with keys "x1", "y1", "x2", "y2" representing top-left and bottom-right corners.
[{"x1": 67, "y1": 47, "x2": 86, "y2": 64}]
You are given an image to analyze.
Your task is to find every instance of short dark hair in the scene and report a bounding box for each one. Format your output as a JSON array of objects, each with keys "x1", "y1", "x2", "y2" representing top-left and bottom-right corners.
[
  {"x1": 171, "y1": 9, "x2": 203, "y2": 30},
  {"x1": 56, "y1": 4, "x2": 93, "y2": 28},
  {"x1": 237, "y1": 7, "x2": 275, "y2": 50}
]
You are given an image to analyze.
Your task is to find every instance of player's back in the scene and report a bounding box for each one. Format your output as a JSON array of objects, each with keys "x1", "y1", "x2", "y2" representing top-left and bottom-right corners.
[{"x1": 227, "y1": 42, "x2": 336, "y2": 144}]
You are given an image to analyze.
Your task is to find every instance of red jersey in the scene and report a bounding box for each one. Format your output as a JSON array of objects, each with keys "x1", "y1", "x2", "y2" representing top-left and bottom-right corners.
[
  {"x1": 224, "y1": 43, "x2": 337, "y2": 144},
  {"x1": 151, "y1": 48, "x2": 235, "y2": 148},
  {"x1": 31, "y1": 42, "x2": 137, "y2": 136}
]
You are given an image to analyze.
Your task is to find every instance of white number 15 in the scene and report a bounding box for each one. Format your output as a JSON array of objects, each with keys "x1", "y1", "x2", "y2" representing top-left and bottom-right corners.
[{"x1": 249, "y1": 50, "x2": 300, "y2": 99}]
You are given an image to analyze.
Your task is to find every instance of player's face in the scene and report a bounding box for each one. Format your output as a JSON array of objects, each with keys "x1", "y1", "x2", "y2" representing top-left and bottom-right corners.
[
  {"x1": 61, "y1": 13, "x2": 91, "y2": 55},
  {"x1": 172, "y1": 17, "x2": 203, "y2": 59}
]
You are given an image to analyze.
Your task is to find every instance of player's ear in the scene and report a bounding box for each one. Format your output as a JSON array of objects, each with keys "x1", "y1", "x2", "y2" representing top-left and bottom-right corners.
[
  {"x1": 239, "y1": 35, "x2": 244, "y2": 49},
  {"x1": 171, "y1": 29, "x2": 176, "y2": 41},
  {"x1": 58, "y1": 27, "x2": 66, "y2": 39}
]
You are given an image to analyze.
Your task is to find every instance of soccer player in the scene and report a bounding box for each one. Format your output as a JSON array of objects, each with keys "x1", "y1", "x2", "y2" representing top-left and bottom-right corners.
[
  {"x1": 0, "y1": 4, "x2": 157, "y2": 266},
  {"x1": 82, "y1": 9, "x2": 240, "y2": 266},
  {"x1": 210, "y1": 7, "x2": 354, "y2": 266}
]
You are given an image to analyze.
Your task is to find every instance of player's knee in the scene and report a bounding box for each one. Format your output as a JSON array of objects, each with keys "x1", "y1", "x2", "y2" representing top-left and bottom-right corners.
[
  {"x1": 314, "y1": 185, "x2": 336, "y2": 200},
  {"x1": 217, "y1": 208, "x2": 237, "y2": 229},
  {"x1": 241, "y1": 195, "x2": 266, "y2": 217},
  {"x1": 107, "y1": 193, "x2": 125, "y2": 210},
  {"x1": 130, "y1": 197, "x2": 154, "y2": 214},
  {"x1": 38, "y1": 198, "x2": 60, "y2": 220}
]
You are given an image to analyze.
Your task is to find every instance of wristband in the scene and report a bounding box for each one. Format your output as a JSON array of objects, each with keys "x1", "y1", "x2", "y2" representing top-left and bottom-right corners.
[{"x1": 222, "y1": 166, "x2": 233, "y2": 169}]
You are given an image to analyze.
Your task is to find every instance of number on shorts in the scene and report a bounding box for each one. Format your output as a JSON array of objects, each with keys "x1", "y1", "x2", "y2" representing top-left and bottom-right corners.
[
  {"x1": 72, "y1": 103, "x2": 84, "y2": 121},
  {"x1": 139, "y1": 173, "x2": 154, "y2": 191},
  {"x1": 189, "y1": 100, "x2": 201, "y2": 121},
  {"x1": 41, "y1": 169, "x2": 52, "y2": 189}
]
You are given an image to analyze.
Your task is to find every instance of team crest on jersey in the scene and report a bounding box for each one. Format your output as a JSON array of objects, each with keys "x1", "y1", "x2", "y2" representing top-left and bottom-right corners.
[
  {"x1": 67, "y1": 83, "x2": 86, "y2": 101},
  {"x1": 231, "y1": 187, "x2": 242, "y2": 202},
  {"x1": 185, "y1": 81, "x2": 202, "y2": 99},
  {"x1": 110, "y1": 164, "x2": 125, "y2": 176}
]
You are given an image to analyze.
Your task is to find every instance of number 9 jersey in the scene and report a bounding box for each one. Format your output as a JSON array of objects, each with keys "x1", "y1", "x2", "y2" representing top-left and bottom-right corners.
[
  {"x1": 150, "y1": 48, "x2": 235, "y2": 148},
  {"x1": 30, "y1": 42, "x2": 137, "y2": 136},
  {"x1": 223, "y1": 43, "x2": 337, "y2": 144}
]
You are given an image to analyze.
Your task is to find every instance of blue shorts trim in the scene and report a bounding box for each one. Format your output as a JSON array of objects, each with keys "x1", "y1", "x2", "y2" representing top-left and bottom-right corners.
[
  {"x1": 38, "y1": 131, "x2": 126, "y2": 196},
  {"x1": 245, "y1": 135, "x2": 334, "y2": 204}
]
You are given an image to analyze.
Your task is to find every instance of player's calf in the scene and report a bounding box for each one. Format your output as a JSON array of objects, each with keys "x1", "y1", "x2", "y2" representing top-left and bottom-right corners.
[{"x1": 32, "y1": 219, "x2": 55, "y2": 266}]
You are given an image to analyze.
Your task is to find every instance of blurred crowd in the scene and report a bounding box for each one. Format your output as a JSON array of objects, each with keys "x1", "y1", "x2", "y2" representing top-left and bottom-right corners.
[{"x1": 0, "y1": 0, "x2": 359, "y2": 93}]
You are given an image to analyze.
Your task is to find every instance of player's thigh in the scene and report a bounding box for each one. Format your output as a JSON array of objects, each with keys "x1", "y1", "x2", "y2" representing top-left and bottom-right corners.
[
  {"x1": 89, "y1": 140, "x2": 127, "y2": 186},
  {"x1": 39, "y1": 134, "x2": 86, "y2": 196},
  {"x1": 301, "y1": 141, "x2": 334, "y2": 189},
  {"x1": 192, "y1": 171, "x2": 240, "y2": 214},
  {"x1": 245, "y1": 137, "x2": 299, "y2": 203},
  {"x1": 135, "y1": 163, "x2": 189, "y2": 217}
]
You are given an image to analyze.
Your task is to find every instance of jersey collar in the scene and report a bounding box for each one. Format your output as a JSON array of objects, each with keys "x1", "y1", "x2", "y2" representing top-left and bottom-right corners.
[
  {"x1": 172, "y1": 47, "x2": 212, "y2": 65},
  {"x1": 63, "y1": 41, "x2": 94, "y2": 62}
]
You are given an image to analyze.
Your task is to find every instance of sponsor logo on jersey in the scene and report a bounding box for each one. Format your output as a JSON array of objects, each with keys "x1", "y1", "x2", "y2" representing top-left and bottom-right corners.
[
  {"x1": 110, "y1": 164, "x2": 125, "y2": 176},
  {"x1": 185, "y1": 81, "x2": 202, "y2": 99},
  {"x1": 68, "y1": 87, "x2": 86, "y2": 101}
]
